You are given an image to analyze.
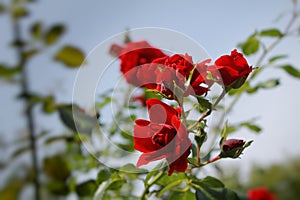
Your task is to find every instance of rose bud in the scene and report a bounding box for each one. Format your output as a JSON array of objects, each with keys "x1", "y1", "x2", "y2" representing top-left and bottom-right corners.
[{"x1": 220, "y1": 139, "x2": 246, "y2": 158}]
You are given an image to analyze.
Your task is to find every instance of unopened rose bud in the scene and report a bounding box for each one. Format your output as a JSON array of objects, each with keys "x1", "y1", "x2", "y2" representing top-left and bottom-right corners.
[{"x1": 221, "y1": 139, "x2": 245, "y2": 158}]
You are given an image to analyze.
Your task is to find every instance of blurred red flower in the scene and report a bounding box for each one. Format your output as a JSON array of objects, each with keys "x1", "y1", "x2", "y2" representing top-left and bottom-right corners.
[{"x1": 247, "y1": 187, "x2": 276, "y2": 200}]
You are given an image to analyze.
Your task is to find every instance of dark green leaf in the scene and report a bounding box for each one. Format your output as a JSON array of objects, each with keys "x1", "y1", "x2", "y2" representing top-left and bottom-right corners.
[
  {"x1": 0, "y1": 64, "x2": 21, "y2": 77},
  {"x1": 193, "y1": 176, "x2": 224, "y2": 188},
  {"x1": 58, "y1": 104, "x2": 97, "y2": 134},
  {"x1": 44, "y1": 24, "x2": 65, "y2": 45},
  {"x1": 259, "y1": 29, "x2": 284, "y2": 37},
  {"x1": 195, "y1": 186, "x2": 240, "y2": 200},
  {"x1": 24, "y1": 49, "x2": 39, "y2": 60},
  {"x1": 12, "y1": 7, "x2": 28, "y2": 18},
  {"x1": 240, "y1": 36, "x2": 260, "y2": 55},
  {"x1": 43, "y1": 155, "x2": 70, "y2": 181},
  {"x1": 75, "y1": 180, "x2": 97, "y2": 197},
  {"x1": 44, "y1": 135, "x2": 72, "y2": 144},
  {"x1": 54, "y1": 45, "x2": 85, "y2": 67},
  {"x1": 197, "y1": 97, "x2": 212, "y2": 112},
  {"x1": 268, "y1": 55, "x2": 287, "y2": 63},
  {"x1": 30, "y1": 21, "x2": 43, "y2": 40},
  {"x1": 47, "y1": 180, "x2": 69, "y2": 195},
  {"x1": 11, "y1": 146, "x2": 31, "y2": 158},
  {"x1": 280, "y1": 65, "x2": 300, "y2": 78},
  {"x1": 96, "y1": 169, "x2": 111, "y2": 184}
]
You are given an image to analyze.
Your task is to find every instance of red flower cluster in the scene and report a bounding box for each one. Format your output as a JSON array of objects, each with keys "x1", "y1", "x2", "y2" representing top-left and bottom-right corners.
[
  {"x1": 247, "y1": 187, "x2": 276, "y2": 200},
  {"x1": 110, "y1": 40, "x2": 252, "y2": 100},
  {"x1": 133, "y1": 99, "x2": 191, "y2": 175},
  {"x1": 110, "y1": 40, "x2": 252, "y2": 175}
]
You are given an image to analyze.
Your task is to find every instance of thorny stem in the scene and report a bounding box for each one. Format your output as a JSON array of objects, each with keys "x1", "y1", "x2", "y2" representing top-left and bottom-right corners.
[
  {"x1": 13, "y1": 19, "x2": 40, "y2": 199},
  {"x1": 140, "y1": 170, "x2": 165, "y2": 200}
]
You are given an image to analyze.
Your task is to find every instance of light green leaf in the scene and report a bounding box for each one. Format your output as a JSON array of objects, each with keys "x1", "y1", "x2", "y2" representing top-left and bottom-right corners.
[
  {"x1": 54, "y1": 45, "x2": 85, "y2": 67},
  {"x1": 280, "y1": 65, "x2": 300, "y2": 79},
  {"x1": 268, "y1": 55, "x2": 287, "y2": 63},
  {"x1": 119, "y1": 163, "x2": 148, "y2": 174},
  {"x1": 259, "y1": 28, "x2": 284, "y2": 37},
  {"x1": 0, "y1": 64, "x2": 21, "y2": 77},
  {"x1": 169, "y1": 191, "x2": 196, "y2": 200},
  {"x1": 12, "y1": 7, "x2": 28, "y2": 18},
  {"x1": 44, "y1": 24, "x2": 65, "y2": 45},
  {"x1": 157, "y1": 179, "x2": 186, "y2": 197},
  {"x1": 240, "y1": 122, "x2": 262, "y2": 133},
  {"x1": 240, "y1": 36, "x2": 260, "y2": 55}
]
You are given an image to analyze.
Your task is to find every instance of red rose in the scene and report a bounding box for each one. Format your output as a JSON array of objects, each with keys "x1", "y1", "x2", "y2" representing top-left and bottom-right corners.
[
  {"x1": 210, "y1": 49, "x2": 252, "y2": 88},
  {"x1": 110, "y1": 41, "x2": 167, "y2": 86},
  {"x1": 133, "y1": 98, "x2": 191, "y2": 175},
  {"x1": 140, "y1": 54, "x2": 210, "y2": 100},
  {"x1": 247, "y1": 188, "x2": 276, "y2": 200},
  {"x1": 221, "y1": 139, "x2": 245, "y2": 158}
]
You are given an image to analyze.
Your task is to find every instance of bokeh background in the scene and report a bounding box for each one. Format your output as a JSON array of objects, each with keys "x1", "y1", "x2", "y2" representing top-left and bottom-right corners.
[{"x1": 1, "y1": 0, "x2": 300, "y2": 199}]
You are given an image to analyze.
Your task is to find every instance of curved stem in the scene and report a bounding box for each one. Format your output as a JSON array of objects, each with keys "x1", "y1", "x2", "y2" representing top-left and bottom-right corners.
[
  {"x1": 140, "y1": 170, "x2": 164, "y2": 200},
  {"x1": 13, "y1": 19, "x2": 40, "y2": 199}
]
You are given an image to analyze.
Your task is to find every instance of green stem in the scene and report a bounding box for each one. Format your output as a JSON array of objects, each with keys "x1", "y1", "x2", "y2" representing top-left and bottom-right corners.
[
  {"x1": 140, "y1": 170, "x2": 164, "y2": 200},
  {"x1": 189, "y1": 89, "x2": 226, "y2": 131},
  {"x1": 226, "y1": 6, "x2": 298, "y2": 114},
  {"x1": 13, "y1": 19, "x2": 40, "y2": 200}
]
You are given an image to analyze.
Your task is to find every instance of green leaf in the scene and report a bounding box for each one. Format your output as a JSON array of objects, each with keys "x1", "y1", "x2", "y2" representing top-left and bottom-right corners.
[
  {"x1": 195, "y1": 186, "x2": 240, "y2": 200},
  {"x1": 44, "y1": 24, "x2": 65, "y2": 45},
  {"x1": 24, "y1": 49, "x2": 39, "y2": 60},
  {"x1": 11, "y1": 145, "x2": 31, "y2": 158},
  {"x1": 75, "y1": 180, "x2": 97, "y2": 197},
  {"x1": 256, "y1": 79, "x2": 280, "y2": 89},
  {"x1": 240, "y1": 36, "x2": 260, "y2": 55},
  {"x1": 96, "y1": 169, "x2": 111, "y2": 184},
  {"x1": 12, "y1": 7, "x2": 28, "y2": 18},
  {"x1": 43, "y1": 155, "x2": 70, "y2": 181},
  {"x1": 44, "y1": 135, "x2": 72, "y2": 144},
  {"x1": 157, "y1": 179, "x2": 186, "y2": 197},
  {"x1": 30, "y1": 21, "x2": 43, "y2": 40},
  {"x1": 58, "y1": 104, "x2": 97, "y2": 134},
  {"x1": 54, "y1": 45, "x2": 85, "y2": 67},
  {"x1": 0, "y1": 64, "x2": 21, "y2": 77},
  {"x1": 193, "y1": 176, "x2": 224, "y2": 188},
  {"x1": 169, "y1": 191, "x2": 196, "y2": 200},
  {"x1": 268, "y1": 55, "x2": 287, "y2": 63},
  {"x1": 197, "y1": 96, "x2": 212, "y2": 112},
  {"x1": 280, "y1": 65, "x2": 300, "y2": 79},
  {"x1": 259, "y1": 28, "x2": 284, "y2": 37},
  {"x1": 119, "y1": 163, "x2": 148, "y2": 174},
  {"x1": 240, "y1": 122, "x2": 262, "y2": 133},
  {"x1": 47, "y1": 180, "x2": 69, "y2": 195},
  {"x1": 188, "y1": 158, "x2": 199, "y2": 167}
]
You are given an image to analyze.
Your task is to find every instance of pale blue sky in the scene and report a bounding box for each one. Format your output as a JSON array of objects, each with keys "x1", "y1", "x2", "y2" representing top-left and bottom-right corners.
[{"x1": 1, "y1": 0, "x2": 300, "y2": 177}]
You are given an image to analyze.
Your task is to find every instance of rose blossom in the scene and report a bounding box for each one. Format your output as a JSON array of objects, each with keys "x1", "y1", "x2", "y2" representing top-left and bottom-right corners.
[
  {"x1": 133, "y1": 98, "x2": 191, "y2": 175},
  {"x1": 209, "y1": 49, "x2": 252, "y2": 88},
  {"x1": 109, "y1": 41, "x2": 167, "y2": 86}
]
